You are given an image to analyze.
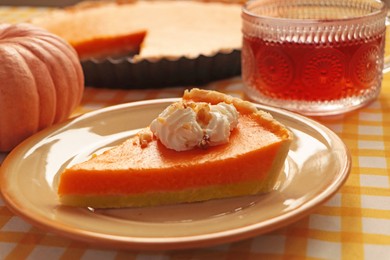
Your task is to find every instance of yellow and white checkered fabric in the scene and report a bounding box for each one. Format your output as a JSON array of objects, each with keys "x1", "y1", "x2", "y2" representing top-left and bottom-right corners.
[{"x1": 0, "y1": 5, "x2": 389, "y2": 260}]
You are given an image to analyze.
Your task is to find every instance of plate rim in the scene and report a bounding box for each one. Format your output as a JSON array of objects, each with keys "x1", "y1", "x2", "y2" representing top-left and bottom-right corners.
[{"x1": 0, "y1": 98, "x2": 351, "y2": 250}]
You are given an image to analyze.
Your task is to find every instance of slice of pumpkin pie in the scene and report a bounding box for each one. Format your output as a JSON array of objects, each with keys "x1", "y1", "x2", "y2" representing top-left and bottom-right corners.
[{"x1": 58, "y1": 89, "x2": 293, "y2": 208}]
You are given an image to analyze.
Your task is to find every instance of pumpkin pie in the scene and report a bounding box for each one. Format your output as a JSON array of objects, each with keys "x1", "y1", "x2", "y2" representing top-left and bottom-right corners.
[
  {"x1": 29, "y1": 0, "x2": 242, "y2": 60},
  {"x1": 58, "y1": 89, "x2": 293, "y2": 208},
  {"x1": 29, "y1": 0, "x2": 243, "y2": 87}
]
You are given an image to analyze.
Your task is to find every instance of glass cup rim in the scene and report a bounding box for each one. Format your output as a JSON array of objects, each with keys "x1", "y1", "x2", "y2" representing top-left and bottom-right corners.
[{"x1": 242, "y1": 0, "x2": 388, "y2": 24}]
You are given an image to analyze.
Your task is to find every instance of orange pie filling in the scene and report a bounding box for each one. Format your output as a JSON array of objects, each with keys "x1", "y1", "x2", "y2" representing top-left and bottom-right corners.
[
  {"x1": 72, "y1": 30, "x2": 146, "y2": 59},
  {"x1": 58, "y1": 89, "x2": 293, "y2": 208}
]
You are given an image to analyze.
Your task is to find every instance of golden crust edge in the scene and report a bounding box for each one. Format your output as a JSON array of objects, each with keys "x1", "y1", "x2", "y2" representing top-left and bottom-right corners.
[
  {"x1": 28, "y1": 0, "x2": 244, "y2": 20},
  {"x1": 59, "y1": 177, "x2": 282, "y2": 208},
  {"x1": 183, "y1": 88, "x2": 294, "y2": 141}
]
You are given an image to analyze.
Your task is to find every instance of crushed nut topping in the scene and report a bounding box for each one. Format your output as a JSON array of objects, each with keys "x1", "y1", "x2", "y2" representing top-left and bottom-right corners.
[
  {"x1": 137, "y1": 128, "x2": 153, "y2": 148},
  {"x1": 184, "y1": 101, "x2": 212, "y2": 126},
  {"x1": 199, "y1": 134, "x2": 210, "y2": 149}
]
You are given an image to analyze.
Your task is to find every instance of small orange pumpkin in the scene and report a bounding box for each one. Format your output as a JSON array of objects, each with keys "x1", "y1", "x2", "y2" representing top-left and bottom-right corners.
[{"x1": 0, "y1": 23, "x2": 84, "y2": 152}]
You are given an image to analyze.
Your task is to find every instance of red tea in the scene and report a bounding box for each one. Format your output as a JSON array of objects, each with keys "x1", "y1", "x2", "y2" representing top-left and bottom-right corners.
[{"x1": 242, "y1": 34, "x2": 385, "y2": 102}]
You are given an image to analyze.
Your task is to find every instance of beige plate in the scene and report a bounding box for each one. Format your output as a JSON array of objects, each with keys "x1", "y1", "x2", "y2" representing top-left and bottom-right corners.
[{"x1": 0, "y1": 99, "x2": 351, "y2": 250}]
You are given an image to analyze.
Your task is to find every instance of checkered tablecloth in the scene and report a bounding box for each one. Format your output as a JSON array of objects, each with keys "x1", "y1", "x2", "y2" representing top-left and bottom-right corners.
[{"x1": 0, "y1": 5, "x2": 389, "y2": 260}]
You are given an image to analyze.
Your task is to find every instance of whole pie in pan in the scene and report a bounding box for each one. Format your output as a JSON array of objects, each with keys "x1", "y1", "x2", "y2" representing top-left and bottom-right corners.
[{"x1": 30, "y1": 0, "x2": 243, "y2": 88}]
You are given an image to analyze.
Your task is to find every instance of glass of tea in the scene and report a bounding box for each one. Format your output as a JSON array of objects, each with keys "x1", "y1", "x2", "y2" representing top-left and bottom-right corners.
[{"x1": 241, "y1": 0, "x2": 390, "y2": 116}]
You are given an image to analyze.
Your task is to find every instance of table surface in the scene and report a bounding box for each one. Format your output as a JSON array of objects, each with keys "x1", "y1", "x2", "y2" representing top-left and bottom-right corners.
[{"x1": 0, "y1": 5, "x2": 389, "y2": 260}]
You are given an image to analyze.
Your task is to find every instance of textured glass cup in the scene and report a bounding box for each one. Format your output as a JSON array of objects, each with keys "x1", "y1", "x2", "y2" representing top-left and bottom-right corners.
[{"x1": 242, "y1": 0, "x2": 390, "y2": 116}]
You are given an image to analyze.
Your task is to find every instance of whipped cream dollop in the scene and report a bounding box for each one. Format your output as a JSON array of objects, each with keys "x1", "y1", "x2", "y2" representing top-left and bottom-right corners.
[{"x1": 150, "y1": 101, "x2": 239, "y2": 151}]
